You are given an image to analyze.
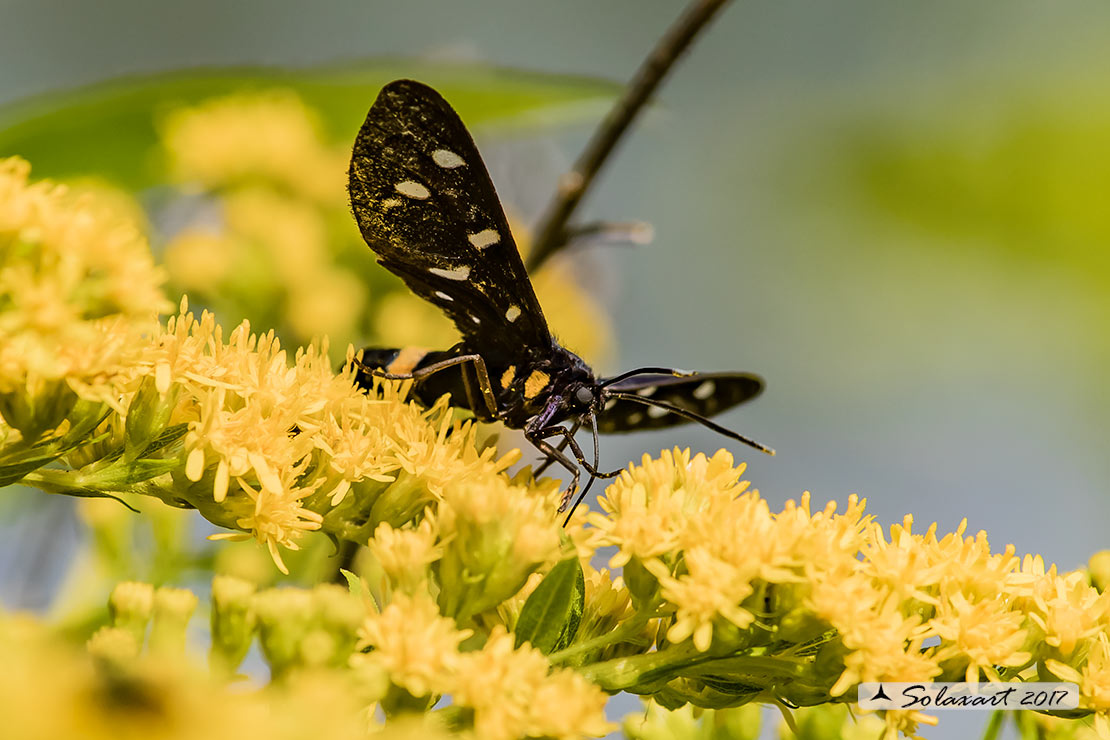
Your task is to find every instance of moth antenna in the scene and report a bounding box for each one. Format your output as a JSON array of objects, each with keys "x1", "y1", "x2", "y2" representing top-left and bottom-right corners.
[
  {"x1": 600, "y1": 367, "x2": 695, "y2": 388},
  {"x1": 607, "y1": 392, "x2": 775, "y2": 455}
]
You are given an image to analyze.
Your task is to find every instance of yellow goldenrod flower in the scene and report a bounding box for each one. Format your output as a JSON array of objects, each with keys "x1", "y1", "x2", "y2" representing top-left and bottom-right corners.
[
  {"x1": 101, "y1": 296, "x2": 553, "y2": 574},
  {"x1": 813, "y1": 573, "x2": 940, "y2": 695},
  {"x1": 453, "y1": 626, "x2": 614, "y2": 740},
  {"x1": 579, "y1": 565, "x2": 634, "y2": 640},
  {"x1": 591, "y1": 448, "x2": 747, "y2": 568},
  {"x1": 436, "y1": 474, "x2": 562, "y2": 621},
  {"x1": 1049, "y1": 634, "x2": 1110, "y2": 714},
  {"x1": 930, "y1": 591, "x2": 1032, "y2": 683},
  {"x1": 367, "y1": 517, "x2": 442, "y2": 594},
  {"x1": 0, "y1": 157, "x2": 169, "y2": 430},
  {"x1": 1026, "y1": 569, "x2": 1110, "y2": 659},
  {"x1": 355, "y1": 591, "x2": 471, "y2": 698},
  {"x1": 160, "y1": 91, "x2": 346, "y2": 203}
]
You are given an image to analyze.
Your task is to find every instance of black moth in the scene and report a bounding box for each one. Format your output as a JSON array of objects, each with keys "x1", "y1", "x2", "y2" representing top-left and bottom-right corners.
[{"x1": 349, "y1": 79, "x2": 772, "y2": 520}]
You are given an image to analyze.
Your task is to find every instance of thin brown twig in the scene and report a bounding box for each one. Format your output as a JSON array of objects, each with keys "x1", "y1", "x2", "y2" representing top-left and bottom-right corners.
[{"x1": 525, "y1": 0, "x2": 732, "y2": 271}]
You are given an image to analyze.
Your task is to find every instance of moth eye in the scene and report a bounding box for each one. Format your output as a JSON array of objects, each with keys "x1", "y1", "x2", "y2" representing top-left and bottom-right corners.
[{"x1": 575, "y1": 387, "x2": 594, "y2": 406}]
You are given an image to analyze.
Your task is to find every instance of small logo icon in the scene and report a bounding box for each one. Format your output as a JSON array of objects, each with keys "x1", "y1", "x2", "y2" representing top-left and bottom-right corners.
[{"x1": 869, "y1": 684, "x2": 891, "y2": 702}]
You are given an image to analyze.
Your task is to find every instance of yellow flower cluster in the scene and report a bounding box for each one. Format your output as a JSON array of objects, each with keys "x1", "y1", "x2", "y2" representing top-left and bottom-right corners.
[
  {"x1": 160, "y1": 90, "x2": 345, "y2": 202},
  {"x1": 589, "y1": 448, "x2": 1110, "y2": 737},
  {"x1": 0, "y1": 608, "x2": 422, "y2": 740},
  {"x1": 357, "y1": 593, "x2": 613, "y2": 740},
  {"x1": 159, "y1": 91, "x2": 370, "y2": 351},
  {"x1": 0, "y1": 157, "x2": 169, "y2": 414},
  {"x1": 126, "y1": 300, "x2": 538, "y2": 574}
]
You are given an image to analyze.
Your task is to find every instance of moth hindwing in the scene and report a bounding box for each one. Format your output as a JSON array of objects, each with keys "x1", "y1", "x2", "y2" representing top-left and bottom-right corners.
[{"x1": 348, "y1": 79, "x2": 552, "y2": 363}]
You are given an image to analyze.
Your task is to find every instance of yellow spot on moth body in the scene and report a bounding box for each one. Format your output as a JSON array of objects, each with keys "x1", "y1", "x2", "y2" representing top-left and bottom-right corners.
[
  {"x1": 501, "y1": 365, "x2": 516, "y2": 390},
  {"x1": 387, "y1": 346, "x2": 429, "y2": 375},
  {"x1": 395, "y1": 180, "x2": 430, "y2": 199},
  {"x1": 524, "y1": 369, "x2": 550, "y2": 399}
]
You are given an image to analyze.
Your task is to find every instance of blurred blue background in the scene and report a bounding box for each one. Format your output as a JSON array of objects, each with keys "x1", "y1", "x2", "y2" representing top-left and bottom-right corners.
[{"x1": 4, "y1": 1, "x2": 1110, "y2": 736}]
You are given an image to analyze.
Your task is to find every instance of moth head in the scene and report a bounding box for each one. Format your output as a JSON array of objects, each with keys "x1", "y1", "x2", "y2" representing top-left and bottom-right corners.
[{"x1": 572, "y1": 384, "x2": 597, "y2": 412}]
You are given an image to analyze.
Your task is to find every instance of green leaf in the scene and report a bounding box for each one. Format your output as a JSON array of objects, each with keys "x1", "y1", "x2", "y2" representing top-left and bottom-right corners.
[
  {"x1": 339, "y1": 568, "x2": 362, "y2": 597},
  {"x1": 0, "y1": 450, "x2": 68, "y2": 488},
  {"x1": 514, "y1": 557, "x2": 585, "y2": 654},
  {"x1": 0, "y1": 59, "x2": 619, "y2": 190}
]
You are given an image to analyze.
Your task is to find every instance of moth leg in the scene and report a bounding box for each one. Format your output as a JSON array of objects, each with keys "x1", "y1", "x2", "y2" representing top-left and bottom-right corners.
[
  {"x1": 526, "y1": 434, "x2": 582, "y2": 514},
  {"x1": 531, "y1": 424, "x2": 621, "y2": 479},
  {"x1": 532, "y1": 420, "x2": 581, "y2": 477},
  {"x1": 363, "y1": 353, "x2": 498, "y2": 419}
]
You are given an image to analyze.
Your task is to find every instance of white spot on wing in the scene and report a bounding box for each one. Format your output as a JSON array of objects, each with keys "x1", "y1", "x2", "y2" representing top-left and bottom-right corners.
[
  {"x1": 647, "y1": 405, "x2": 669, "y2": 419},
  {"x1": 395, "y1": 180, "x2": 430, "y2": 199},
  {"x1": 471, "y1": 315, "x2": 481, "y2": 325},
  {"x1": 693, "y1": 380, "x2": 716, "y2": 400},
  {"x1": 468, "y1": 229, "x2": 500, "y2": 249},
  {"x1": 505, "y1": 305, "x2": 521, "y2": 322},
  {"x1": 434, "y1": 291, "x2": 454, "y2": 302},
  {"x1": 637, "y1": 386, "x2": 658, "y2": 397},
  {"x1": 627, "y1": 412, "x2": 644, "y2": 425},
  {"x1": 604, "y1": 398, "x2": 617, "y2": 411},
  {"x1": 429, "y1": 266, "x2": 471, "y2": 281},
  {"x1": 432, "y1": 149, "x2": 466, "y2": 168}
]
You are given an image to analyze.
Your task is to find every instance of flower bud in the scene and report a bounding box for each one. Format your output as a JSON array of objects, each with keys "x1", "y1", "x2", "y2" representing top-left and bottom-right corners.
[
  {"x1": 148, "y1": 587, "x2": 198, "y2": 656},
  {"x1": 210, "y1": 575, "x2": 257, "y2": 677},
  {"x1": 108, "y1": 581, "x2": 154, "y2": 645}
]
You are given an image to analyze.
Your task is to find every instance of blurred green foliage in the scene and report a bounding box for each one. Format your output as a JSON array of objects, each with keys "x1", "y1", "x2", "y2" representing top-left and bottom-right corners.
[
  {"x1": 829, "y1": 91, "x2": 1110, "y2": 278},
  {"x1": 0, "y1": 59, "x2": 618, "y2": 190}
]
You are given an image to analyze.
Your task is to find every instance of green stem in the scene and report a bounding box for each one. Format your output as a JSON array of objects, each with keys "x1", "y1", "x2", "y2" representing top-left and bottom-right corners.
[
  {"x1": 578, "y1": 642, "x2": 821, "y2": 695},
  {"x1": 548, "y1": 612, "x2": 655, "y2": 665},
  {"x1": 981, "y1": 710, "x2": 1006, "y2": 740},
  {"x1": 577, "y1": 639, "x2": 707, "y2": 691},
  {"x1": 527, "y1": 0, "x2": 733, "y2": 270}
]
